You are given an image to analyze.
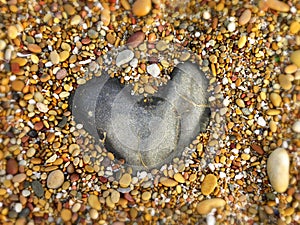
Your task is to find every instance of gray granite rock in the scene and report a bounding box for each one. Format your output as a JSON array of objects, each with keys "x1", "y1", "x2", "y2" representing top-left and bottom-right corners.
[{"x1": 72, "y1": 61, "x2": 210, "y2": 171}]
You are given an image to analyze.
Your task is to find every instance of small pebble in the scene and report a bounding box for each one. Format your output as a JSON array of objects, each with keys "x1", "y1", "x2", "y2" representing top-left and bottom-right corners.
[
  {"x1": 116, "y1": 50, "x2": 134, "y2": 67},
  {"x1": 121, "y1": 0, "x2": 131, "y2": 10},
  {"x1": 88, "y1": 194, "x2": 101, "y2": 210},
  {"x1": 141, "y1": 191, "x2": 151, "y2": 201},
  {"x1": 269, "y1": 92, "x2": 282, "y2": 107},
  {"x1": 56, "y1": 68, "x2": 68, "y2": 80},
  {"x1": 46, "y1": 170, "x2": 64, "y2": 189},
  {"x1": 238, "y1": 35, "x2": 247, "y2": 48},
  {"x1": 50, "y1": 51, "x2": 60, "y2": 65},
  {"x1": 174, "y1": 173, "x2": 185, "y2": 183},
  {"x1": 160, "y1": 177, "x2": 178, "y2": 187},
  {"x1": 60, "y1": 208, "x2": 72, "y2": 222},
  {"x1": 292, "y1": 120, "x2": 300, "y2": 133},
  {"x1": 290, "y1": 50, "x2": 300, "y2": 68},
  {"x1": 127, "y1": 31, "x2": 145, "y2": 48},
  {"x1": 266, "y1": 0, "x2": 290, "y2": 12},
  {"x1": 27, "y1": 44, "x2": 42, "y2": 53},
  {"x1": 7, "y1": 25, "x2": 19, "y2": 39},
  {"x1": 6, "y1": 158, "x2": 18, "y2": 175},
  {"x1": 12, "y1": 173, "x2": 26, "y2": 183},
  {"x1": 132, "y1": 0, "x2": 152, "y2": 17},
  {"x1": 278, "y1": 74, "x2": 292, "y2": 90},
  {"x1": 267, "y1": 148, "x2": 290, "y2": 193},
  {"x1": 227, "y1": 22, "x2": 236, "y2": 32},
  {"x1": 146, "y1": 64, "x2": 160, "y2": 77},
  {"x1": 110, "y1": 190, "x2": 120, "y2": 204},
  {"x1": 238, "y1": 9, "x2": 251, "y2": 26},
  {"x1": 89, "y1": 208, "x2": 99, "y2": 220},
  {"x1": 196, "y1": 198, "x2": 226, "y2": 215},
  {"x1": 11, "y1": 80, "x2": 25, "y2": 92},
  {"x1": 119, "y1": 173, "x2": 132, "y2": 188},
  {"x1": 201, "y1": 174, "x2": 218, "y2": 196},
  {"x1": 32, "y1": 180, "x2": 44, "y2": 197}
]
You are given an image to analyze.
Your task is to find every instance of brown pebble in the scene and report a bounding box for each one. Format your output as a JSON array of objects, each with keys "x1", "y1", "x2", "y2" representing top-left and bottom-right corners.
[
  {"x1": 12, "y1": 173, "x2": 27, "y2": 183},
  {"x1": 266, "y1": 0, "x2": 290, "y2": 12},
  {"x1": 56, "y1": 68, "x2": 68, "y2": 80},
  {"x1": 6, "y1": 158, "x2": 18, "y2": 175},
  {"x1": 251, "y1": 143, "x2": 264, "y2": 155},
  {"x1": 11, "y1": 80, "x2": 25, "y2": 91},
  {"x1": 127, "y1": 31, "x2": 145, "y2": 48},
  {"x1": 239, "y1": 9, "x2": 251, "y2": 26},
  {"x1": 28, "y1": 44, "x2": 42, "y2": 53}
]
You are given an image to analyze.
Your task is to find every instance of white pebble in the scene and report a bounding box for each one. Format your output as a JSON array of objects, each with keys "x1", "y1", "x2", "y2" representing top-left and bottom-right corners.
[
  {"x1": 147, "y1": 64, "x2": 160, "y2": 77},
  {"x1": 257, "y1": 117, "x2": 266, "y2": 126},
  {"x1": 203, "y1": 11, "x2": 211, "y2": 20},
  {"x1": 116, "y1": 49, "x2": 134, "y2": 67},
  {"x1": 14, "y1": 203, "x2": 23, "y2": 213},
  {"x1": 227, "y1": 22, "x2": 236, "y2": 32},
  {"x1": 22, "y1": 189, "x2": 31, "y2": 197},
  {"x1": 267, "y1": 148, "x2": 290, "y2": 193},
  {"x1": 292, "y1": 120, "x2": 300, "y2": 133}
]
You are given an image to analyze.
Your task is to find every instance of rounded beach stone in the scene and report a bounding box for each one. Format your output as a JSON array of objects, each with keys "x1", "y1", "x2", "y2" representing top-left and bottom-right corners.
[
  {"x1": 238, "y1": 9, "x2": 251, "y2": 26},
  {"x1": 269, "y1": 92, "x2": 282, "y2": 107},
  {"x1": 119, "y1": 173, "x2": 132, "y2": 188},
  {"x1": 88, "y1": 194, "x2": 101, "y2": 210},
  {"x1": 267, "y1": 148, "x2": 290, "y2": 193},
  {"x1": 61, "y1": 208, "x2": 72, "y2": 222},
  {"x1": 72, "y1": 60, "x2": 210, "y2": 171},
  {"x1": 292, "y1": 120, "x2": 300, "y2": 133},
  {"x1": 6, "y1": 158, "x2": 18, "y2": 175},
  {"x1": 196, "y1": 198, "x2": 226, "y2": 215},
  {"x1": 201, "y1": 174, "x2": 218, "y2": 196},
  {"x1": 46, "y1": 170, "x2": 64, "y2": 189},
  {"x1": 290, "y1": 50, "x2": 300, "y2": 67},
  {"x1": 132, "y1": 0, "x2": 152, "y2": 17}
]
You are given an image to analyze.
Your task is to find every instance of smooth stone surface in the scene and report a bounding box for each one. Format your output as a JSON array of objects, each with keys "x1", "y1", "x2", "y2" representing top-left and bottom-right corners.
[
  {"x1": 132, "y1": 0, "x2": 152, "y2": 17},
  {"x1": 50, "y1": 51, "x2": 60, "y2": 64},
  {"x1": 11, "y1": 80, "x2": 25, "y2": 92},
  {"x1": 61, "y1": 209, "x2": 72, "y2": 222},
  {"x1": 12, "y1": 174, "x2": 26, "y2": 183},
  {"x1": 160, "y1": 177, "x2": 178, "y2": 187},
  {"x1": 173, "y1": 173, "x2": 185, "y2": 183},
  {"x1": 116, "y1": 49, "x2": 134, "y2": 67},
  {"x1": 6, "y1": 158, "x2": 18, "y2": 175},
  {"x1": 238, "y1": 9, "x2": 251, "y2": 26},
  {"x1": 146, "y1": 64, "x2": 160, "y2": 77},
  {"x1": 119, "y1": 173, "x2": 132, "y2": 188},
  {"x1": 32, "y1": 180, "x2": 44, "y2": 197},
  {"x1": 292, "y1": 120, "x2": 300, "y2": 133},
  {"x1": 88, "y1": 194, "x2": 101, "y2": 210},
  {"x1": 267, "y1": 148, "x2": 290, "y2": 193},
  {"x1": 196, "y1": 198, "x2": 226, "y2": 215},
  {"x1": 266, "y1": 0, "x2": 290, "y2": 12},
  {"x1": 278, "y1": 74, "x2": 292, "y2": 90},
  {"x1": 46, "y1": 170, "x2": 64, "y2": 189},
  {"x1": 269, "y1": 92, "x2": 282, "y2": 107},
  {"x1": 201, "y1": 174, "x2": 218, "y2": 196},
  {"x1": 72, "y1": 61, "x2": 210, "y2": 170},
  {"x1": 290, "y1": 50, "x2": 300, "y2": 67},
  {"x1": 127, "y1": 31, "x2": 145, "y2": 48}
]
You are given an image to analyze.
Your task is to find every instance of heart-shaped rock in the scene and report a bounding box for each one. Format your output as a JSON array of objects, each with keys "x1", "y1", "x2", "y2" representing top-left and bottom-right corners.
[{"x1": 72, "y1": 61, "x2": 210, "y2": 171}]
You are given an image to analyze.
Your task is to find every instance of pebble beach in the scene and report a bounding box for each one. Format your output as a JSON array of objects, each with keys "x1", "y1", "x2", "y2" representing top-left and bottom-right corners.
[{"x1": 0, "y1": 0, "x2": 299, "y2": 224}]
